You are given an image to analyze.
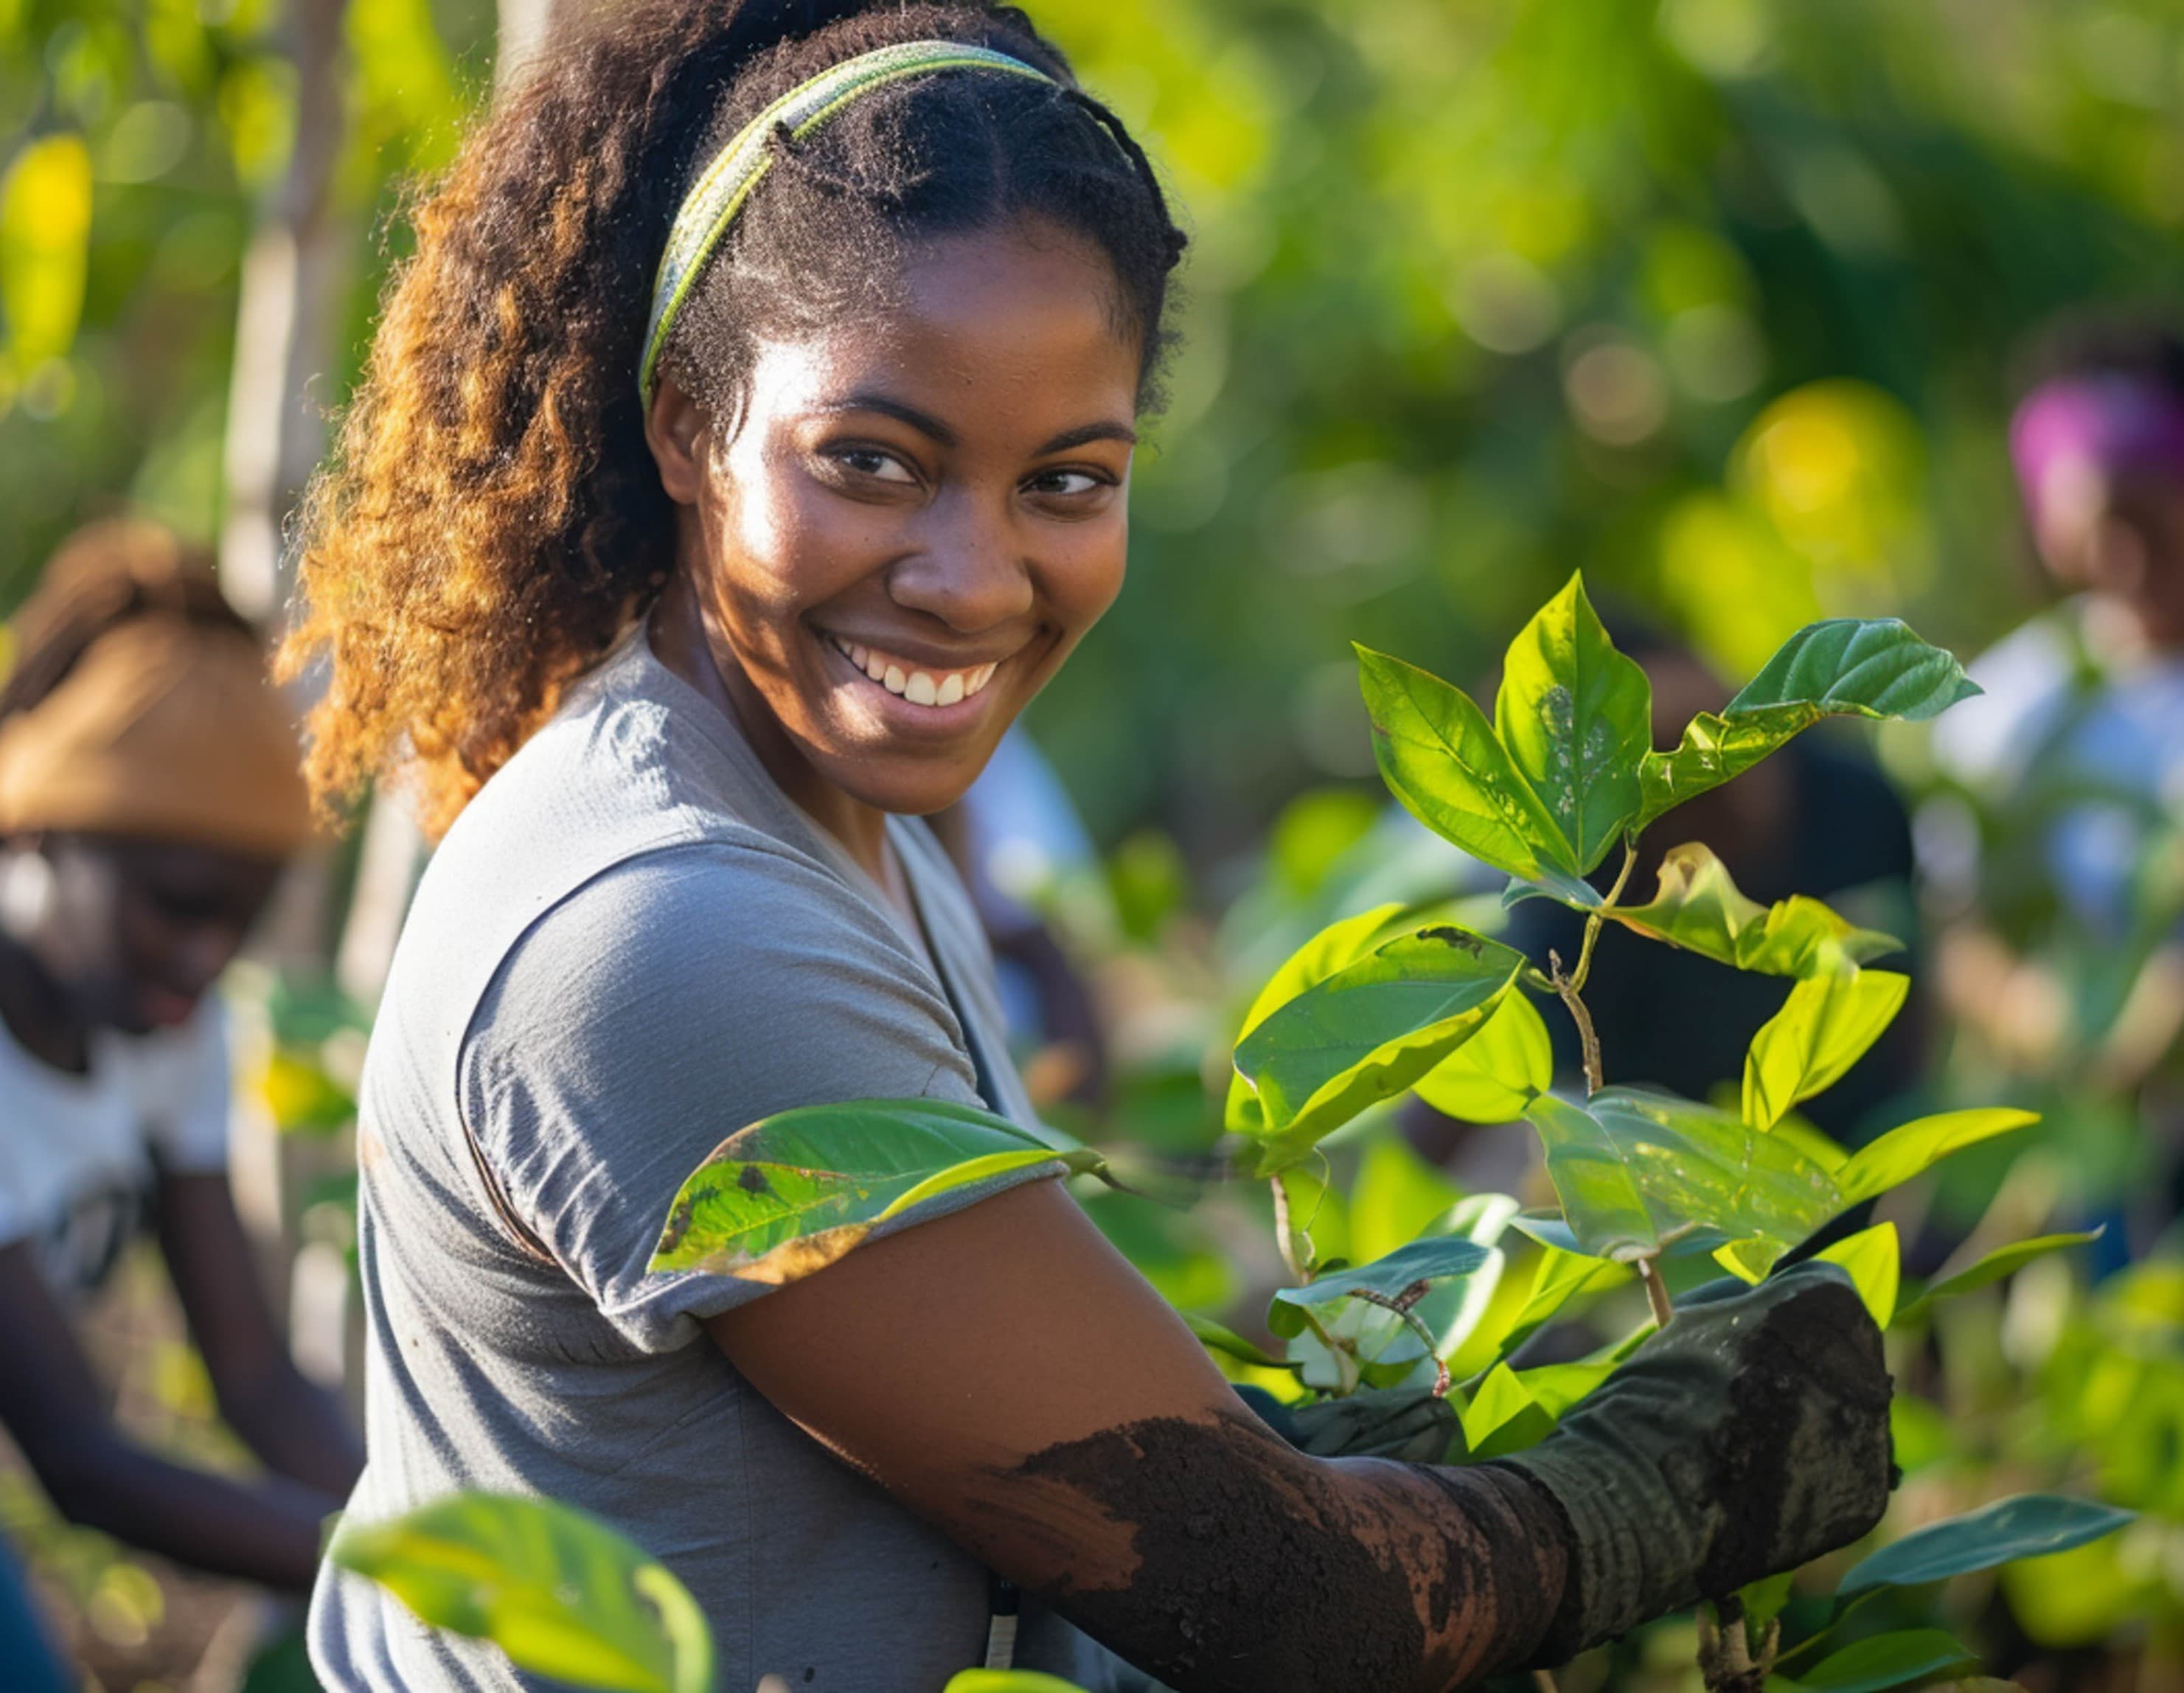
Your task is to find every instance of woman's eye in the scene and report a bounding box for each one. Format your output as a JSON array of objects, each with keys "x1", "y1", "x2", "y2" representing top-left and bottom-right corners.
[
  {"x1": 1026, "y1": 469, "x2": 1109, "y2": 498},
  {"x1": 830, "y1": 446, "x2": 917, "y2": 484}
]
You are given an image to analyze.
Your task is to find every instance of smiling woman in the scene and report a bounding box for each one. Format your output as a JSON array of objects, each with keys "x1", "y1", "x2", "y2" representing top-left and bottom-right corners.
[{"x1": 282, "y1": 4, "x2": 1891, "y2": 1692}]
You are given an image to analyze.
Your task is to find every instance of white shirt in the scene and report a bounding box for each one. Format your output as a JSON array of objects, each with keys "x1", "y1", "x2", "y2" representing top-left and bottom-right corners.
[
  {"x1": 1932, "y1": 599, "x2": 2184, "y2": 933},
  {"x1": 0, "y1": 998, "x2": 232, "y2": 1298}
]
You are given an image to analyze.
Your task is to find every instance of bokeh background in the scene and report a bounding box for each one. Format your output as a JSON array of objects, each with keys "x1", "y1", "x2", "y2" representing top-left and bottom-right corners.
[{"x1": 5, "y1": 0, "x2": 2184, "y2": 1689}]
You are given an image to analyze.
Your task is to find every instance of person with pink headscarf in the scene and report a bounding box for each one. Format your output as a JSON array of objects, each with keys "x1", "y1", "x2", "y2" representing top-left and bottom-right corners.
[
  {"x1": 1933, "y1": 315, "x2": 2184, "y2": 936},
  {"x1": 1927, "y1": 313, "x2": 2184, "y2": 1265}
]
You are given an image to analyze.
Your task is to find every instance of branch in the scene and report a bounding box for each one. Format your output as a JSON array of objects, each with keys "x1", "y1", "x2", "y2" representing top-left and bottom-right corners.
[
  {"x1": 1349, "y1": 1290, "x2": 1452, "y2": 1399},
  {"x1": 1569, "y1": 839, "x2": 1638, "y2": 995},
  {"x1": 1635, "y1": 1254, "x2": 1674, "y2": 1331},
  {"x1": 1548, "y1": 949, "x2": 1604, "y2": 1096}
]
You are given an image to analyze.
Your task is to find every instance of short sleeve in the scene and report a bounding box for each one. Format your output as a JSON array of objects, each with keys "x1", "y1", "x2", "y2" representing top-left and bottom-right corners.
[
  {"x1": 459, "y1": 841, "x2": 1066, "y2": 1353},
  {"x1": 135, "y1": 997, "x2": 234, "y2": 1174}
]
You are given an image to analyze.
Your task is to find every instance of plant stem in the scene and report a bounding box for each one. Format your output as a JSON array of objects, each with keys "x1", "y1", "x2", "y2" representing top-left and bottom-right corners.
[
  {"x1": 1531, "y1": 1672, "x2": 1559, "y2": 1693},
  {"x1": 1548, "y1": 950, "x2": 1604, "y2": 1095},
  {"x1": 1568, "y1": 840, "x2": 1638, "y2": 997},
  {"x1": 1270, "y1": 1174, "x2": 1310, "y2": 1282},
  {"x1": 1350, "y1": 1290, "x2": 1452, "y2": 1399},
  {"x1": 1636, "y1": 1254, "x2": 1674, "y2": 1330}
]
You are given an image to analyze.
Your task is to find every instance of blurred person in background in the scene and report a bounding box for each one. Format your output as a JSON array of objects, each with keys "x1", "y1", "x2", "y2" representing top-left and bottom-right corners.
[
  {"x1": 1927, "y1": 313, "x2": 2184, "y2": 1263},
  {"x1": 0, "y1": 520, "x2": 363, "y2": 1686}
]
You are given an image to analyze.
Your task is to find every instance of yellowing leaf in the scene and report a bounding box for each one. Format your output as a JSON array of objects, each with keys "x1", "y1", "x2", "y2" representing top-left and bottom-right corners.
[{"x1": 1613, "y1": 843, "x2": 1901, "y2": 978}]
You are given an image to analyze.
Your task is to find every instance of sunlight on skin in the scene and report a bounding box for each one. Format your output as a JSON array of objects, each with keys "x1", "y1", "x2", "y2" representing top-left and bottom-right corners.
[{"x1": 644, "y1": 217, "x2": 1142, "y2": 885}]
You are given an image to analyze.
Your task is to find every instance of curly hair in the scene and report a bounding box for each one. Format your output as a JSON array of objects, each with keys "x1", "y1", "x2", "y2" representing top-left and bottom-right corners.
[{"x1": 279, "y1": 0, "x2": 1186, "y2": 838}]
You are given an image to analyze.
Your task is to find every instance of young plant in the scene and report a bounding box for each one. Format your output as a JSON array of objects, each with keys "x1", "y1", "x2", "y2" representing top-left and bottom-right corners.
[{"x1": 340, "y1": 576, "x2": 2134, "y2": 1691}]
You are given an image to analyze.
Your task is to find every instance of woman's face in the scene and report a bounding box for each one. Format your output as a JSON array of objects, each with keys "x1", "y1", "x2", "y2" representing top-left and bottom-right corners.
[
  {"x1": 8, "y1": 835, "x2": 282, "y2": 1033},
  {"x1": 649, "y1": 219, "x2": 1141, "y2": 818}
]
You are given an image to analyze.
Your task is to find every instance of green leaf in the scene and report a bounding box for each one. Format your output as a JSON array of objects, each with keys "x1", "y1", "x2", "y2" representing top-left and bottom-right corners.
[
  {"x1": 1413, "y1": 990, "x2": 1553, "y2": 1122},
  {"x1": 1458, "y1": 1359, "x2": 1615, "y2": 1459},
  {"x1": 1739, "y1": 1570, "x2": 1797, "y2": 1638},
  {"x1": 1636, "y1": 619, "x2": 1979, "y2": 829},
  {"x1": 1727, "y1": 619, "x2": 1981, "y2": 721},
  {"x1": 945, "y1": 1674, "x2": 1094, "y2": 1693},
  {"x1": 1357, "y1": 645, "x2": 1577, "y2": 882},
  {"x1": 1182, "y1": 1313, "x2": 1293, "y2": 1371},
  {"x1": 1814, "y1": 1222, "x2": 1901, "y2": 1327},
  {"x1": 1526, "y1": 1087, "x2": 1843, "y2": 1263},
  {"x1": 1638, "y1": 703, "x2": 1821, "y2": 831},
  {"x1": 650, "y1": 1100, "x2": 1099, "y2": 1282},
  {"x1": 1838, "y1": 1495, "x2": 2137, "y2": 1599},
  {"x1": 1349, "y1": 1135, "x2": 1467, "y2": 1263},
  {"x1": 1892, "y1": 1231, "x2": 2104, "y2": 1327},
  {"x1": 1225, "y1": 905, "x2": 1411, "y2": 1134},
  {"x1": 1798, "y1": 1629, "x2": 1976, "y2": 1692},
  {"x1": 1613, "y1": 844, "x2": 1902, "y2": 978},
  {"x1": 1833, "y1": 1108, "x2": 2042, "y2": 1209},
  {"x1": 1232, "y1": 924, "x2": 1528, "y2": 1175},
  {"x1": 1494, "y1": 573, "x2": 1652, "y2": 874},
  {"x1": 1743, "y1": 970, "x2": 1910, "y2": 1129},
  {"x1": 329, "y1": 1493, "x2": 712, "y2": 1693},
  {"x1": 1267, "y1": 1236, "x2": 1493, "y2": 1338},
  {"x1": 1495, "y1": 1245, "x2": 1628, "y2": 1358}
]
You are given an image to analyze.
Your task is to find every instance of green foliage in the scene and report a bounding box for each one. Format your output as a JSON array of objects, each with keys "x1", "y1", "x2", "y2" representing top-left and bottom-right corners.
[
  {"x1": 1812, "y1": 1223, "x2": 1901, "y2": 1327},
  {"x1": 944, "y1": 1675, "x2": 1091, "y2": 1693},
  {"x1": 1636, "y1": 621, "x2": 1978, "y2": 828},
  {"x1": 328, "y1": 1494, "x2": 712, "y2": 1693},
  {"x1": 1742, "y1": 970, "x2": 1910, "y2": 1130},
  {"x1": 650, "y1": 1100, "x2": 1107, "y2": 1283},
  {"x1": 1611, "y1": 844, "x2": 1902, "y2": 977},
  {"x1": 1837, "y1": 1495, "x2": 2136, "y2": 1600},
  {"x1": 1357, "y1": 644, "x2": 1575, "y2": 884},
  {"x1": 1891, "y1": 1230, "x2": 2103, "y2": 1327},
  {"x1": 1525, "y1": 1087, "x2": 1842, "y2": 1268},
  {"x1": 1788, "y1": 1629, "x2": 1976, "y2": 1692},
  {"x1": 1229, "y1": 919, "x2": 1527, "y2": 1175},
  {"x1": 1266, "y1": 1236, "x2": 1492, "y2": 1338},
  {"x1": 1412, "y1": 988, "x2": 1552, "y2": 1124},
  {"x1": 1833, "y1": 1109, "x2": 2041, "y2": 1209},
  {"x1": 1493, "y1": 574, "x2": 1653, "y2": 875}
]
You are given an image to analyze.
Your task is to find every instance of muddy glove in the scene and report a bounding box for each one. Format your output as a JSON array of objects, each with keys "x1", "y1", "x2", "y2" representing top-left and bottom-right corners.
[
  {"x1": 1232, "y1": 1382, "x2": 1459, "y2": 1461},
  {"x1": 1492, "y1": 1259, "x2": 1894, "y2": 1666}
]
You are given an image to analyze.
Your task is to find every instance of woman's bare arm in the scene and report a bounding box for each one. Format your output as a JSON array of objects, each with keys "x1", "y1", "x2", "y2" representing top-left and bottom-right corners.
[{"x1": 708, "y1": 1178, "x2": 1568, "y2": 1693}]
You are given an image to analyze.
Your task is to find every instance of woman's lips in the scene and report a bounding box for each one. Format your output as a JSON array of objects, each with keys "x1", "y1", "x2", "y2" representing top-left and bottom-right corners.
[{"x1": 823, "y1": 633, "x2": 1002, "y2": 709}]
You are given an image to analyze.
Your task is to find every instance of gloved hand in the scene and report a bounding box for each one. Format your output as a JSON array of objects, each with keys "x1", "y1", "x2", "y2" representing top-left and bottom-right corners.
[
  {"x1": 1492, "y1": 1259, "x2": 1894, "y2": 1665},
  {"x1": 1232, "y1": 1381, "x2": 1459, "y2": 1462}
]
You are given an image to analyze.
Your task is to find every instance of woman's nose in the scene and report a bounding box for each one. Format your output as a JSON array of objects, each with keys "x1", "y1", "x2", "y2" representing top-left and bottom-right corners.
[{"x1": 885, "y1": 490, "x2": 1035, "y2": 632}]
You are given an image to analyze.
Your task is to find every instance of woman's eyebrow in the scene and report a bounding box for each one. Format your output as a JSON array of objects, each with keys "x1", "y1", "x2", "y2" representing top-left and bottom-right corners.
[
  {"x1": 824, "y1": 393, "x2": 959, "y2": 446},
  {"x1": 1037, "y1": 420, "x2": 1138, "y2": 454}
]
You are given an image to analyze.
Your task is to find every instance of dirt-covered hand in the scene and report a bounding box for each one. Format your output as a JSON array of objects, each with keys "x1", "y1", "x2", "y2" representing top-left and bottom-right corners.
[{"x1": 1492, "y1": 1259, "x2": 1893, "y2": 1665}]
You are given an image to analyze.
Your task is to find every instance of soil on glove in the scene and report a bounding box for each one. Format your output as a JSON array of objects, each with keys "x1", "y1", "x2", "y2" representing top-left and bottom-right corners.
[
  {"x1": 1001, "y1": 1408, "x2": 1565, "y2": 1693},
  {"x1": 1698, "y1": 1275, "x2": 1895, "y2": 1596}
]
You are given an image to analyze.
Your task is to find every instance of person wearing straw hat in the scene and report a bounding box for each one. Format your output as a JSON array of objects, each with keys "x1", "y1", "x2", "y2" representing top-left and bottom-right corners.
[{"x1": 0, "y1": 520, "x2": 362, "y2": 1681}]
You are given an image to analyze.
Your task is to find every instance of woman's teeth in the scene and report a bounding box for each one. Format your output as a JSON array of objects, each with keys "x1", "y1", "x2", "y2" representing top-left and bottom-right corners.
[{"x1": 830, "y1": 636, "x2": 998, "y2": 707}]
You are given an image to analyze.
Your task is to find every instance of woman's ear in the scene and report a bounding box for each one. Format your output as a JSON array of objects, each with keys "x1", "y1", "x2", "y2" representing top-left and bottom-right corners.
[{"x1": 645, "y1": 376, "x2": 712, "y2": 507}]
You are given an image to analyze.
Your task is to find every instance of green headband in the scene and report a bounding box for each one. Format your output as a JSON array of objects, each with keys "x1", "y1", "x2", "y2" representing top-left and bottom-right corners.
[{"x1": 639, "y1": 40, "x2": 1055, "y2": 405}]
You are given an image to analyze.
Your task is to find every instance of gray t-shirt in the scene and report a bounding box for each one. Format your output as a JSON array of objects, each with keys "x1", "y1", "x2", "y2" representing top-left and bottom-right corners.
[{"x1": 309, "y1": 630, "x2": 1121, "y2": 1692}]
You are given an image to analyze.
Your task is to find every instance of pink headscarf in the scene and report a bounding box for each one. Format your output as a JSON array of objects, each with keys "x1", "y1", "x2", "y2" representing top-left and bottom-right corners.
[{"x1": 2010, "y1": 373, "x2": 2184, "y2": 529}]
